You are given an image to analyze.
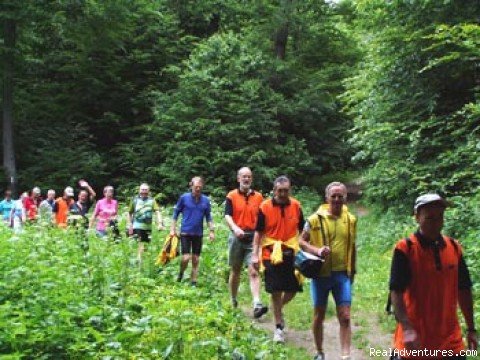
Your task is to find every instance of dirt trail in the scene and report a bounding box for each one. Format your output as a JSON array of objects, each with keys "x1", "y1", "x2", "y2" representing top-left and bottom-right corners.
[
  {"x1": 245, "y1": 306, "x2": 377, "y2": 359},
  {"x1": 240, "y1": 199, "x2": 393, "y2": 359}
]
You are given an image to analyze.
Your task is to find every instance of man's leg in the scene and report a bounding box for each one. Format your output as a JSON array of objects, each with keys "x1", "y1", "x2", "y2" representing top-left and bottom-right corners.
[
  {"x1": 191, "y1": 254, "x2": 200, "y2": 283},
  {"x1": 178, "y1": 235, "x2": 191, "y2": 281},
  {"x1": 179, "y1": 254, "x2": 190, "y2": 278},
  {"x1": 311, "y1": 276, "x2": 330, "y2": 357},
  {"x1": 248, "y1": 264, "x2": 261, "y2": 302},
  {"x1": 190, "y1": 236, "x2": 203, "y2": 285},
  {"x1": 282, "y1": 291, "x2": 296, "y2": 305},
  {"x1": 249, "y1": 264, "x2": 268, "y2": 318},
  {"x1": 332, "y1": 272, "x2": 352, "y2": 357},
  {"x1": 229, "y1": 266, "x2": 242, "y2": 302},
  {"x1": 313, "y1": 306, "x2": 327, "y2": 354},
  {"x1": 136, "y1": 230, "x2": 150, "y2": 263},
  {"x1": 271, "y1": 291, "x2": 284, "y2": 326},
  {"x1": 337, "y1": 305, "x2": 351, "y2": 357},
  {"x1": 137, "y1": 242, "x2": 145, "y2": 262},
  {"x1": 228, "y1": 234, "x2": 242, "y2": 306}
]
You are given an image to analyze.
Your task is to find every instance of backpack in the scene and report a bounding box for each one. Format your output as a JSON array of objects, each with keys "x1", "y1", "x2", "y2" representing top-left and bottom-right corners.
[{"x1": 386, "y1": 235, "x2": 459, "y2": 315}]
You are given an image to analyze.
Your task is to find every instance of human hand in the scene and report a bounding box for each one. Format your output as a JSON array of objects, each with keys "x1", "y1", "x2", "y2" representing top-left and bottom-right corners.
[
  {"x1": 170, "y1": 229, "x2": 176, "y2": 237},
  {"x1": 317, "y1": 246, "x2": 330, "y2": 258},
  {"x1": 209, "y1": 230, "x2": 215, "y2": 241},
  {"x1": 233, "y1": 226, "x2": 245, "y2": 238},
  {"x1": 78, "y1": 179, "x2": 89, "y2": 187},
  {"x1": 128, "y1": 226, "x2": 134, "y2": 236},
  {"x1": 467, "y1": 330, "x2": 478, "y2": 350},
  {"x1": 403, "y1": 328, "x2": 420, "y2": 350}
]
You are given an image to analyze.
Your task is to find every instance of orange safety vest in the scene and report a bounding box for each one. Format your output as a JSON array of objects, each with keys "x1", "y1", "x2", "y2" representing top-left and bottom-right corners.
[
  {"x1": 393, "y1": 234, "x2": 465, "y2": 358},
  {"x1": 55, "y1": 197, "x2": 73, "y2": 228},
  {"x1": 226, "y1": 189, "x2": 263, "y2": 231},
  {"x1": 260, "y1": 197, "x2": 302, "y2": 261}
]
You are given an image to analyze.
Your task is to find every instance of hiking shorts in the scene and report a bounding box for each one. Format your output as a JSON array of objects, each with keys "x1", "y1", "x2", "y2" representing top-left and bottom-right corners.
[
  {"x1": 263, "y1": 249, "x2": 301, "y2": 294},
  {"x1": 228, "y1": 232, "x2": 254, "y2": 268},
  {"x1": 310, "y1": 271, "x2": 352, "y2": 307},
  {"x1": 180, "y1": 234, "x2": 203, "y2": 255},
  {"x1": 133, "y1": 229, "x2": 151, "y2": 243}
]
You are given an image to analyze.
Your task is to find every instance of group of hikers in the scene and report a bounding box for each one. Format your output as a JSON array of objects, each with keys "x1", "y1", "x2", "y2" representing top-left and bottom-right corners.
[
  {"x1": 0, "y1": 168, "x2": 477, "y2": 360},
  {"x1": 0, "y1": 180, "x2": 117, "y2": 236}
]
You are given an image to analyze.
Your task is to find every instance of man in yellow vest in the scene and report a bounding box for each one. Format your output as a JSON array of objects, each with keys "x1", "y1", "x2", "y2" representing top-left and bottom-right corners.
[{"x1": 299, "y1": 182, "x2": 357, "y2": 360}]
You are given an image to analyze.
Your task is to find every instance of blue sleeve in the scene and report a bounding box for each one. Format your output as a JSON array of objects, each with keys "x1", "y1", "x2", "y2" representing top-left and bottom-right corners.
[
  {"x1": 172, "y1": 195, "x2": 184, "y2": 220},
  {"x1": 205, "y1": 198, "x2": 212, "y2": 223},
  {"x1": 0, "y1": 202, "x2": 3, "y2": 212}
]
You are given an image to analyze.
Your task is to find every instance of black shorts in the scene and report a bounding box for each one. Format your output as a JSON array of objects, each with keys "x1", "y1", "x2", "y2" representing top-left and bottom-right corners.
[
  {"x1": 133, "y1": 229, "x2": 151, "y2": 243},
  {"x1": 264, "y1": 249, "x2": 301, "y2": 293},
  {"x1": 180, "y1": 235, "x2": 203, "y2": 255}
]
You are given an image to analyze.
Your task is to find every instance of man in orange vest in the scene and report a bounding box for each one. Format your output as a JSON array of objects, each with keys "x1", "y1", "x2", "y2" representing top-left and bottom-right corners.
[
  {"x1": 252, "y1": 175, "x2": 304, "y2": 343},
  {"x1": 225, "y1": 167, "x2": 267, "y2": 318},
  {"x1": 54, "y1": 186, "x2": 74, "y2": 228},
  {"x1": 389, "y1": 193, "x2": 477, "y2": 359}
]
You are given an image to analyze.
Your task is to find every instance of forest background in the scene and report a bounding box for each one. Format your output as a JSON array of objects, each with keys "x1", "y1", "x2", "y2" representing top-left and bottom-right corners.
[
  {"x1": 2, "y1": 0, "x2": 479, "y2": 287},
  {"x1": 1, "y1": 0, "x2": 479, "y2": 270},
  {"x1": 0, "y1": 1, "x2": 479, "y2": 358}
]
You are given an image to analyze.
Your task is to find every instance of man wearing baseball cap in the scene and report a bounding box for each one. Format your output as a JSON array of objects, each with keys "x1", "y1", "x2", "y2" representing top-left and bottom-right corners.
[{"x1": 388, "y1": 193, "x2": 477, "y2": 359}]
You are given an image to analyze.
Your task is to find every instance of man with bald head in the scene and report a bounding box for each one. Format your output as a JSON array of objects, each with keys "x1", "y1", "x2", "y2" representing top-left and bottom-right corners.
[{"x1": 225, "y1": 167, "x2": 267, "y2": 318}]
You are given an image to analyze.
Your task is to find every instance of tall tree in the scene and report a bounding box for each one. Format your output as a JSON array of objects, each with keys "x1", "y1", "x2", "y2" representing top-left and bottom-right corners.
[
  {"x1": 344, "y1": 0, "x2": 480, "y2": 210},
  {"x1": 1, "y1": 12, "x2": 17, "y2": 194}
]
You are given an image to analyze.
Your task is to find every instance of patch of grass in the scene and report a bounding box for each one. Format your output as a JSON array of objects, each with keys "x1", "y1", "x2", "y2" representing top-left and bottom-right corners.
[{"x1": 0, "y1": 206, "x2": 310, "y2": 359}]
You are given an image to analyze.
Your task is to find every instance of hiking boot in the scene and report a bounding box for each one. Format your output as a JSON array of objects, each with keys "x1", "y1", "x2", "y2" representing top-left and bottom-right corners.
[
  {"x1": 313, "y1": 352, "x2": 325, "y2": 360},
  {"x1": 232, "y1": 298, "x2": 238, "y2": 308},
  {"x1": 177, "y1": 273, "x2": 183, "y2": 282},
  {"x1": 273, "y1": 328, "x2": 285, "y2": 343},
  {"x1": 190, "y1": 281, "x2": 197, "y2": 287},
  {"x1": 253, "y1": 304, "x2": 268, "y2": 319}
]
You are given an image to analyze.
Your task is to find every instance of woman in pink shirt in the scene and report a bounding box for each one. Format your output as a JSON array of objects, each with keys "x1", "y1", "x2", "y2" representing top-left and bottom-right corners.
[{"x1": 89, "y1": 186, "x2": 118, "y2": 237}]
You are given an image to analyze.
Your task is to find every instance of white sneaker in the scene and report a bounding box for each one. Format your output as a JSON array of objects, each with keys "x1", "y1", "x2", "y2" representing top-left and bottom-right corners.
[{"x1": 273, "y1": 328, "x2": 285, "y2": 343}]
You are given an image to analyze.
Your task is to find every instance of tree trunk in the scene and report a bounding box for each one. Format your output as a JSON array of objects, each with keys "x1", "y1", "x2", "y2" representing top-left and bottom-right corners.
[
  {"x1": 274, "y1": 23, "x2": 289, "y2": 60},
  {"x1": 3, "y1": 19, "x2": 17, "y2": 196}
]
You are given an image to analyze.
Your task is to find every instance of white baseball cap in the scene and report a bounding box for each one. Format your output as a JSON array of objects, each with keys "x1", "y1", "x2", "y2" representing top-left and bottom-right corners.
[
  {"x1": 414, "y1": 193, "x2": 449, "y2": 214},
  {"x1": 64, "y1": 186, "x2": 74, "y2": 197}
]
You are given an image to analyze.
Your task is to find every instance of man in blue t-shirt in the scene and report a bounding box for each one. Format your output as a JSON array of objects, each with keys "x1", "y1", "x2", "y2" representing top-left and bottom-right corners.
[
  {"x1": 170, "y1": 176, "x2": 215, "y2": 286},
  {"x1": 0, "y1": 190, "x2": 14, "y2": 225}
]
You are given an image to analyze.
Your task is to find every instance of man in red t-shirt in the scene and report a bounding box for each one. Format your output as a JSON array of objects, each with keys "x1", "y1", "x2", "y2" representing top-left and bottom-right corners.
[{"x1": 24, "y1": 187, "x2": 42, "y2": 221}]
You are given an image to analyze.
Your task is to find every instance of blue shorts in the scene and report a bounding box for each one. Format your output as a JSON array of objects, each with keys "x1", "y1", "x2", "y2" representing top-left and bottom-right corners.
[{"x1": 310, "y1": 271, "x2": 352, "y2": 308}]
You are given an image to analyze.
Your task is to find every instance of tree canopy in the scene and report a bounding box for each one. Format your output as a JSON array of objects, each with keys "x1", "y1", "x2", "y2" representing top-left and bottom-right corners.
[{"x1": 1, "y1": 0, "x2": 478, "y2": 209}]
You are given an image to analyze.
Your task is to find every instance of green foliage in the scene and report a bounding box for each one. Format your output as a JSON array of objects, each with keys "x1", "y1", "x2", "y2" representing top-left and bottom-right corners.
[
  {"x1": 121, "y1": 31, "x2": 314, "y2": 200},
  {"x1": 344, "y1": 1, "x2": 480, "y2": 212},
  {"x1": 1, "y1": 1, "x2": 357, "y2": 198},
  {"x1": 0, "y1": 207, "x2": 310, "y2": 359}
]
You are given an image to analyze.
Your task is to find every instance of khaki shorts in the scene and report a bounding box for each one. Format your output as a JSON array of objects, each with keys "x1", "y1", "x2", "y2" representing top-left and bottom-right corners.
[{"x1": 228, "y1": 232, "x2": 254, "y2": 268}]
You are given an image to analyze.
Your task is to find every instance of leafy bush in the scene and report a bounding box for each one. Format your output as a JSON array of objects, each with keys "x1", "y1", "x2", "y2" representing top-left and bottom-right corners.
[{"x1": 0, "y1": 206, "x2": 309, "y2": 359}]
